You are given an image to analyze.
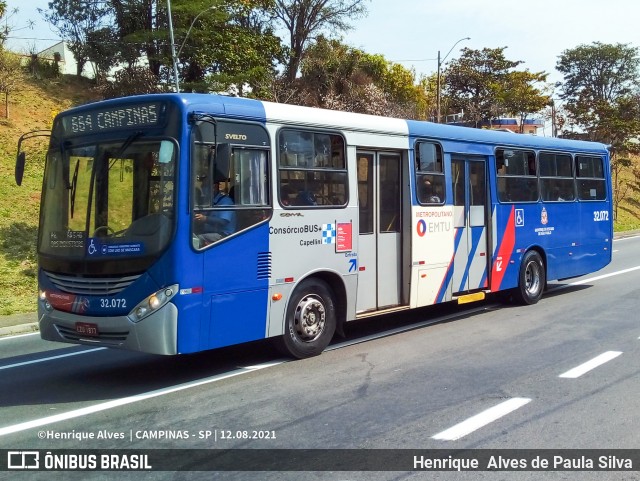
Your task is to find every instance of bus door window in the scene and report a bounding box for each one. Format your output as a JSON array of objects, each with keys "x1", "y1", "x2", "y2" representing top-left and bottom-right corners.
[
  {"x1": 379, "y1": 155, "x2": 400, "y2": 232},
  {"x1": 357, "y1": 155, "x2": 374, "y2": 234},
  {"x1": 192, "y1": 139, "x2": 270, "y2": 249},
  {"x1": 452, "y1": 160, "x2": 466, "y2": 228}
]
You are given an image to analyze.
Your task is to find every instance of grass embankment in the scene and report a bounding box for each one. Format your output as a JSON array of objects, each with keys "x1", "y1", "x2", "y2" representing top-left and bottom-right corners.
[
  {"x1": 0, "y1": 75, "x2": 97, "y2": 314},
  {"x1": 0, "y1": 75, "x2": 639, "y2": 315}
]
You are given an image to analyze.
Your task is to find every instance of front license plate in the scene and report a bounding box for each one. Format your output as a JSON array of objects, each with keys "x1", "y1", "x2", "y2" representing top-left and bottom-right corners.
[{"x1": 75, "y1": 322, "x2": 99, "y2": 337}]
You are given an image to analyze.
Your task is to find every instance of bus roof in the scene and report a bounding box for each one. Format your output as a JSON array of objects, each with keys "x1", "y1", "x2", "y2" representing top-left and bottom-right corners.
[{"x1": 63, "y1": 93, "x2": 609, "y2": 155}]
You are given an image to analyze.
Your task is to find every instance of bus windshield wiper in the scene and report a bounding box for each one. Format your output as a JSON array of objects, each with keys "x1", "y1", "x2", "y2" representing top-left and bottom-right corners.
[
  {"x1": 70, "y1": 160, "x2": 79, "y2": 219},
  {"x1": 110, "y1": 131, "x2": 144, "y2": 168}
]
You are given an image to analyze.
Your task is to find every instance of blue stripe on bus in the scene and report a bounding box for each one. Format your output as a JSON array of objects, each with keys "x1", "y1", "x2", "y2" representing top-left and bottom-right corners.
[
  {"x1": 437, "y1": 227, "x2": 465, "y2": 303},
  {"x1": 457, "y1": 226, "x2": 484, "y2": 292}
]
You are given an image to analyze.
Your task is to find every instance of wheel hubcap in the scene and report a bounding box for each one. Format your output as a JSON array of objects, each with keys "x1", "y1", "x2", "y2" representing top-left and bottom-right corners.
[
  {"x1": 525, "y1": 261, "x2": 541, "y2": 295},
  {"x1": 294, "y1": 295, "x2": 326, "y2": 342}
]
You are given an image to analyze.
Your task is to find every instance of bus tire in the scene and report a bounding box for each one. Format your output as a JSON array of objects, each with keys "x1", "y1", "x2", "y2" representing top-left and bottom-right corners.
[
  {"x1": 513, "y1": 250, "x2": 546, "y2": 305},
  {"x1": 277, "y1": 279, "x2": 337, "y2": 359}
]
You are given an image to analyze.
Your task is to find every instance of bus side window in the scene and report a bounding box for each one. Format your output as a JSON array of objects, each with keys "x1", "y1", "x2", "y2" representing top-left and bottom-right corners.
[
  {"x1": 576, "y1": 155, "x2": 606, "y2": 200},
  {"x1": 496, "y1": 148, "x2": 538, "y2": 203},
  {"x1": 415, "y1": 141, "x2": 445, "y2": 204},
  {"x1": 278, "y1": 130, "x2": 347, "y2": 208}
]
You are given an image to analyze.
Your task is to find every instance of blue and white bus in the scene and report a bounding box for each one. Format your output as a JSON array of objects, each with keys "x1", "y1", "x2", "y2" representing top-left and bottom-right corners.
[{"x1": 16, "y1": 94, "x2": 612, "y2": 358}]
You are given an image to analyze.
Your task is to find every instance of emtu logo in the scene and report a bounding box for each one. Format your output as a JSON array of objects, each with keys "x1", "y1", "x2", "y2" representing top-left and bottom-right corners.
[
  {"x1": 417, "y1": 220, "x2": 427, "y2": 237},
  {"x1": 7, "y1": 451, "x2": 40, "y2": 469}
]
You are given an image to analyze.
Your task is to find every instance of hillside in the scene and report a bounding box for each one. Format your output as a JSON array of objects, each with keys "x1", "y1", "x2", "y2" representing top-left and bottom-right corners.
[
  {"x1": 0, "y1": 75, "x2": 638, "y2": 315},
  {"x1": 0, "y1": 75, "x2": 99, "y2": 314}
]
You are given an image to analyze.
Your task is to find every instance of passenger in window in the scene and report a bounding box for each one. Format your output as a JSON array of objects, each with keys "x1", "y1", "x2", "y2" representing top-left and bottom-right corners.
[
  {"x1": 419, "y1": 177, "x2": 441, "y2": 203},
  {"x1": 297, "y1": 189, "x2": 317, "y2": 206},
  {"x1": 280, "y1": 185, "x2": 295, "y2": 206},
  {"x1": 297, "y1": 174, "x2": 319, "y2": 206},
  {"x1": 194, "y1": 173, "x2": 236, "y2": 243}
]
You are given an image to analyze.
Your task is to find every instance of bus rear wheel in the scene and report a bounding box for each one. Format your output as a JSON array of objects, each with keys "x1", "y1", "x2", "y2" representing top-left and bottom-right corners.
[
  {"x1": 513, "y1": 250, "x2": 546, "y2": 305},
  {"x1": 277, "y1": 279, "x2": 336, "y2": 359}
]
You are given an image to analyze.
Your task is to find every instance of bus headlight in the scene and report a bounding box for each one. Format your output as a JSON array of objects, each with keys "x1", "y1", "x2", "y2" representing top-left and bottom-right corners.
[
  {"x1": 39, "y1": 289, "x2": 52, "y2": 311},
  {"x1": 128, "y1": 285, "x2": 179, "y2": 323}
]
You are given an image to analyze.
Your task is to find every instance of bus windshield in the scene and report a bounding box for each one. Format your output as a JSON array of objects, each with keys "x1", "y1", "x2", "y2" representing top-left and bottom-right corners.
[{"x1": 39, "y1": 137, "x2": 176, "y2": 266}]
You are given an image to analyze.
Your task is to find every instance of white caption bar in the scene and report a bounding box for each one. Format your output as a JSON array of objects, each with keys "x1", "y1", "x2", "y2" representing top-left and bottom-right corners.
[
  {"x1": 432, "y1": 397, "x2": 531, "y2": 441},
  {"x1": 558, "y1": 351, "x2": 622, "y2": 379}
]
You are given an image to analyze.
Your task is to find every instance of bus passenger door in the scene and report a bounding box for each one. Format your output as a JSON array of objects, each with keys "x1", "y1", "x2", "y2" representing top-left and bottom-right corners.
[
  {"x1": 451, "y1": 158, "x2": 489, "y2": 293},
  {"x1": 356, "y1": 151, "x2": 403, "y2": 312}
]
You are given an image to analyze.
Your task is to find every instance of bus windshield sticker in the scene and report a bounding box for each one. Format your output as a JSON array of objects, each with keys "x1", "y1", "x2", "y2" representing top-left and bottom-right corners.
[
  {"x1": 87, "y1": 239, "x2": 145, "y2": 257},
  {"x1": 50, "y1": 231, "x2": 85, "y2": 250}
]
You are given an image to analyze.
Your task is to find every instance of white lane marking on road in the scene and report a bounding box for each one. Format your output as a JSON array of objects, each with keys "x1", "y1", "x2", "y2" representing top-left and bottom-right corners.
[
  {"x1": 0, "y1": 348, "x2": 106, "y2": 371},
  {"x1": 0, "y1": 360, "x2": 283, "y2": 437},
  {"x1": 432, "y1": 397, "x2": 531, "y2": 441},
  {"x1": 558, "y1": 351, "x2": 623, "y2": 379}
]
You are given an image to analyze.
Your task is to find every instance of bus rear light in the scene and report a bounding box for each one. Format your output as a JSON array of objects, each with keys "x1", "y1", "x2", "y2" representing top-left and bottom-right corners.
[{"x1": 128, "y1": 284, "x2": 179, "y2": 323}]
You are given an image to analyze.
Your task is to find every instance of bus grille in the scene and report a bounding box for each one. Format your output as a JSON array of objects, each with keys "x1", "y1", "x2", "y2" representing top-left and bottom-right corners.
[
  {"x1": 257, "y1": 252, "x2": 272, "y2": 280},
  {"x1": 44, "y1": 271, "x2": 141, "y2": 295},
  {"x1": 56, "y1": 324, "x2": 129, "y2": 344}
]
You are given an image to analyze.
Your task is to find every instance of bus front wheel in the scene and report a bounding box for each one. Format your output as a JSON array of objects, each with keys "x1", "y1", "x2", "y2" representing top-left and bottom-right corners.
[
  {"x1": 277, "y1": 279, "x2": 337, "y2": 359},
  {"x1": 513, "y1": 250, "x2": 546, "y2": 305}
]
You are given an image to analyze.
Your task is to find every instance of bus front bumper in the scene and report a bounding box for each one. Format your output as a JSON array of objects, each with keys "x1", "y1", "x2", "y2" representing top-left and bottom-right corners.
[{"x1": 38, "y1": 303, "x2": 179, "y2": 355}]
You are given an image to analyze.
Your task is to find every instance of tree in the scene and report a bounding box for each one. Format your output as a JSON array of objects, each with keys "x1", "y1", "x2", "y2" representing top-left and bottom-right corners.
[
  {"x1": 501, "y1": 70, "x2": 550, "y2": 133},
  {"x1": 0, "y1": 49, "x2": 23, "y2": 118},
  {"x1": 294, "y1": 36, "x2": 429, "y2": 118},
  {"x1": 40, "y1": 0, "x2": 110, "y2": 76},
  {"x1": 557, "y1": 42, "x2": 640, "y2": 220},
  {"x1": 0, "y1": 1, "x2": 6, "y2": 44},
  {"x1": 556, "y1": 42, "x2": 640, "y2": 148},
  {"x1": 444, "y1": 47, "x2": 548, "y2": 129},
  {"x1": 104, "y1": 0, "x2": 283, "y2": 94},
  {"x1": 271, "y1": 0, "x2": 368, "y2": 84}
]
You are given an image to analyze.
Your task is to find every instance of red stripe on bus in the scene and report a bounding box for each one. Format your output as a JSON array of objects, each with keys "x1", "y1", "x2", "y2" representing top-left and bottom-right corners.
[{"x1": 490, "y1": 206, "x2": 516, "y2": 292}]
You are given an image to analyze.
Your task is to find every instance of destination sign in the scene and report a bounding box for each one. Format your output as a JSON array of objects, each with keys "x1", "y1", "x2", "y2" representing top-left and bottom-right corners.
[{"x1": 62, "y1": 102, "x2": 164, "y2": 135}]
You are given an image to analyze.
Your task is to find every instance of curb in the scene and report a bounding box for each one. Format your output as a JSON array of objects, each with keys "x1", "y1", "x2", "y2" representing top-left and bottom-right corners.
[{"x1": 0, "y1": 322, "x2": 39, "y2": 338}]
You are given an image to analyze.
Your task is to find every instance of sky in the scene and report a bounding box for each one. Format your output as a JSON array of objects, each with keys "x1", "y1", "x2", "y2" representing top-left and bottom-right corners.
[{"x1": 4, "y1": 0, "x2": 640, "y2": 86}]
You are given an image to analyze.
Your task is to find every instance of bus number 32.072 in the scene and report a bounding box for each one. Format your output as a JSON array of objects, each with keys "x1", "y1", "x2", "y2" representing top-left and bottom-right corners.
[
  {"x1": 594, "y1": 210, "x2": 609, "y2": 222},
  {"x1": 100, "y1": 298, "x2": 127, "y2": 309}
]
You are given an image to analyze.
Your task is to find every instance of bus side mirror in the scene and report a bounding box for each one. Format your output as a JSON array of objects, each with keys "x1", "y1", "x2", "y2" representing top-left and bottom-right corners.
[{"x1": 15, "y1": 151, "x2": 25, "y2": 186}]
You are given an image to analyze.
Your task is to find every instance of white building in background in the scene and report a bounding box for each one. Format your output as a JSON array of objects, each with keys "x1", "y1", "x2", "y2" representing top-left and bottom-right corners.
[
  {"x1": 36, "y1": 41, "x2": 149, "y2": 80},
  {"x1": 37, "y1": 41, "x2": 96, "y2": 78}
]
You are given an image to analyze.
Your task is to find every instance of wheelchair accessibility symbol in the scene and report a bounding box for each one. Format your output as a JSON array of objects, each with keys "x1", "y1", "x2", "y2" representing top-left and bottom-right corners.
[
  {"x1": 87, "y1": 239, "x2": 98, "y2": 255},
  {"x1": 515, "y1": 209, "x2": 525, "y2": 227}
]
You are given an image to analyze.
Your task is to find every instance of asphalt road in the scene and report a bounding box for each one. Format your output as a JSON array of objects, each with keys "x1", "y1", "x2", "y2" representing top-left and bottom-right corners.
[{"x1": 0, "y1": 235, "x2": 639, "y2": 481}]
